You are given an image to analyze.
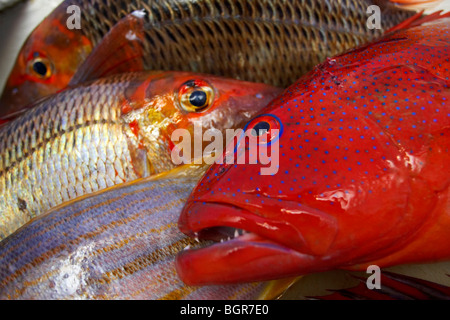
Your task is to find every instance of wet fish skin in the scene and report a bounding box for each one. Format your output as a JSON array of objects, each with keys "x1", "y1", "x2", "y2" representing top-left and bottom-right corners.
[
  {"x1": 0, "y1": 71, "x2": 282, "y2": 240},
  {"x1": 0, "y1": 0, "x2": 418, "y2": 115},
  {"x1": 0, "y1": 165, "x2": 269, "y2": 300},
  {"x1": 176, "y1": 18, "x2": 450, "y2": 285}
]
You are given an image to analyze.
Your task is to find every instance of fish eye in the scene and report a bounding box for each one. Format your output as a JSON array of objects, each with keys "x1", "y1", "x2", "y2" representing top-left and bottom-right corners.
[
  {"x1": 244, "y1": 114, "x2": 283, "y2": 146},
  {"x1": 189, "y1": 90, "x2": 208, "y2": 108},
  {"x1": 28, "y1": 56, "x2": 53, "y2": 79},
  {"x1": 178, "y1": 79, "x2": 215, "y2": 112},
  {"x1": 251, "y1": 121, "x2": 271, "y2": 137}
]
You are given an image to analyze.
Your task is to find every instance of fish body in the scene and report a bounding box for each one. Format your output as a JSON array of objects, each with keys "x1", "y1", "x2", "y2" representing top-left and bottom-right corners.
[
  {"x1": 176, "y1": 18, "x2": 450, "y2": 285},
  {"x1": 1, "y1": 0, "x2": 420, "y2": 115},
  {"x1": 0, "y1": 165, "x2": 271, "y2": 300},
  {"x1": 0, "y1": 71, "x2": 281, "y2": 240}
]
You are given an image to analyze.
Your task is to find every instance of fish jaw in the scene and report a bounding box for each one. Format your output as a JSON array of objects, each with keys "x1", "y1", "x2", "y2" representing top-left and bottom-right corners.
[
  {"x1": 176, "y1": 199, "x2": 340, "y2": 285},
  {"x1": 176, "y1": 231, "x2": 325, "y2": 286}
]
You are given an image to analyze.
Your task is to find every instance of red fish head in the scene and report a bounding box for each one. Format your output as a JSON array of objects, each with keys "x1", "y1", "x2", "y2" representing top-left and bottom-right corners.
[
  {"x1": 176, "y1": 20, "x2": 450, "y2": 285},
  {"x1": 0, "y1": 4, "x2": 92, "y2": 116}
]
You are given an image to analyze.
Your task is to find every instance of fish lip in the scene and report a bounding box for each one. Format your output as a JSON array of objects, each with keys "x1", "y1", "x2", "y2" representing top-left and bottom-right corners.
[
  {"x1": 176, "y1": 200, "x2": 324, "y2": 285},
  {"x1": 176, "y1": 195, "x2": 341, "y2": 285},
  {"x1": 178, "y1": 199, "x2": 307, "y2": 253},
  {"x1": 176, "y1": 233, "x2": 307, "y2": 285}
]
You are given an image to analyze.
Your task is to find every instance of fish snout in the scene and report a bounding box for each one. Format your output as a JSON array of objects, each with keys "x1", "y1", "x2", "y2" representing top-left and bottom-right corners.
[{"x1": 0, "y1": 80, "x2": 54, "y2": 118}]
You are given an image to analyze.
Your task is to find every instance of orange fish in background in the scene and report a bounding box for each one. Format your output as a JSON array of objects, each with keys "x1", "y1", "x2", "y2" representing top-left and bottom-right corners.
[
  {"x1": 0, "y1": 4, "x2": 93, "y2": 114},
  {"x1": 0, "y1": 0, "x2": 440, "y2": 117},
  {"x1": 175, "y1": 17, "x2": 450, "y2": 285}
]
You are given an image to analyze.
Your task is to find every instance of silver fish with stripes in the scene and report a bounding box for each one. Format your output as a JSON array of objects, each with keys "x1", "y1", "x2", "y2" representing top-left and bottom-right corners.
[{"x1": 0, "y1": 165, "x2": 294, "y2": 299}]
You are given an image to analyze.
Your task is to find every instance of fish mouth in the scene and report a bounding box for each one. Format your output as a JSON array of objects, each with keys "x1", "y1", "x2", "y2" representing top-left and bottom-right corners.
[
  {"x1": 0, "y1": 85, "x2": 27, "y2": 117},
  {"x1": 176, "y1": 201, "x2": 329, "y2": 286},
  {"x1": 0, "y1": 80, "x2": 52, "y2": 118}
]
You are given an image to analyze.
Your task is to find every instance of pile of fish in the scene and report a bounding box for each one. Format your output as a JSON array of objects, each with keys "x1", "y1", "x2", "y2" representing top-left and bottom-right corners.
[{"x1": 0, "y1": 0, "x2": 449, "y2": 300}]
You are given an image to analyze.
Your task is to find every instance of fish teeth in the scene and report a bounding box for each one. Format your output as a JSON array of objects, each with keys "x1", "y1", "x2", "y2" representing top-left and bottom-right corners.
[
  {"x1": 234, "y1": 229, "x2": 239, "y2": 238},
  {"x1": 193, "y1": 232, "x2": 199, "y2": 242},
  {"x1": 184, "y1": 245, "x2": 191, "y2": 250}
]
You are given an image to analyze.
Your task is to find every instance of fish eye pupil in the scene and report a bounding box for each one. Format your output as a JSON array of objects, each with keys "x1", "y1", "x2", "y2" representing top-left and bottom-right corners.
[
  {"x1": 251, "y1": 121, "x2": 270, "y2": 136},
  {"x1": 33, "y1": 61, "x2": 47, "y2": 76},
  {"x1": 189, "y1": 90, "x2": 207, "y2": 108}
]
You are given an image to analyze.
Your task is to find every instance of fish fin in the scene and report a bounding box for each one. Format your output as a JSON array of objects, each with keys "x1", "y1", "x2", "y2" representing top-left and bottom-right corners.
[
  {"x1": 385, "y1": 9, "x2": 426, "y2": 34},
  {"x1": 308, "y1": 272, "x2": 450, "y2": 300},
  {"x1": 257, "y1": 277, "x2": 302, "y2": 300},
  {"x1": 389, "y1": 0, "x2": 446, "y2": 11},
  {"x1": 385, "y1": 9, "x2": 450, "y2": 34},
  {"x1": 381, "y1": 271, "x2": 450, "y2": 299},
  {"x1": 69, "y1": 10, "x2": 147, "y2": 86},
  {"x1": 407, "y1": 10, "x2": 450, "y2": 27}
]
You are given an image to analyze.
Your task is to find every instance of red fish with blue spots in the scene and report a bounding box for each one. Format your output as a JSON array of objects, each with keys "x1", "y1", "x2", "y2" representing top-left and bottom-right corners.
[{"x1": 175, "y1": 18, "x2": 450, "y2": 285}]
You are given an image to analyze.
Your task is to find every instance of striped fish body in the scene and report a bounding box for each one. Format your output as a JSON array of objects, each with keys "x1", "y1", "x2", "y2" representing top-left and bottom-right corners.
[
  {"x1": 0, "y1": 165, "x2": 267, "y2": 299},
  {"x1": 1, "y1": 0, "x2": 418, "y2": 113},
  {"x1": 0, "y1": 71, "x2": 282, "y2": 240}
]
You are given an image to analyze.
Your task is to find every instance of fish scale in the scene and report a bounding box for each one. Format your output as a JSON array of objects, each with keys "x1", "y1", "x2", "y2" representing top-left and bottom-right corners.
[
  {"x1": 176, "y1": 18, "x2": 450, "y2": 285},
  {"x1": 0, "y1": 165, "x2": 270, "y2": 300},
  {"x1": 81, "y1": 0, "x2": 414, "y2": 86},
  {"x1": 0, "y1": 74, "x2": 136, "y2": 240},
  {"x1": 1, "y1": 0, "x2": 420, "y2": 114}
]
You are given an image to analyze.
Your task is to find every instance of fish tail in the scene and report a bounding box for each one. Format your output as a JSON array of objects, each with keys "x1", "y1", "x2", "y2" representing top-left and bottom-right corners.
[{"x1": 385, "y1": 8, "x2": 450, "y2": 34}]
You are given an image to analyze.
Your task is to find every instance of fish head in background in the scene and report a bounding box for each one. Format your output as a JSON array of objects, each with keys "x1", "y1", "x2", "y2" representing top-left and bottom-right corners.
[
  {"x1": 0, "y1": 3, "x2": 93, "y2": 115},
  {"x1": 176, "y1": 18, "x2": 450, "y2": 285},
  {"x1": 120, "y1": 71, "x2": 283, "y2": 175}
]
